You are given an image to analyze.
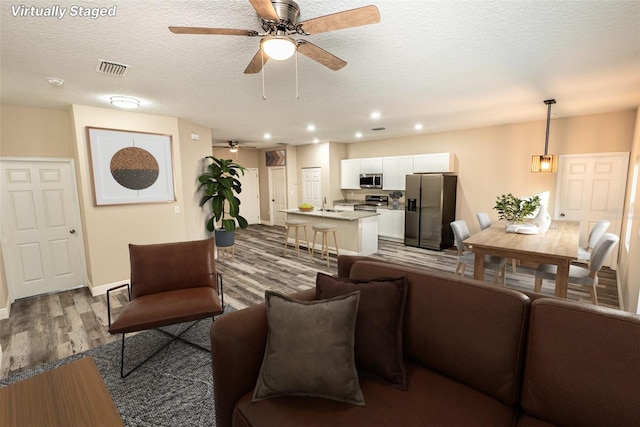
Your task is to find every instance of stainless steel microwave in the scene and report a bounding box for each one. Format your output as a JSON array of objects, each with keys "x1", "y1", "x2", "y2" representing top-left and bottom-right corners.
[{"x1": 359, "y1": 173, "x2": 383, "y2": 188}]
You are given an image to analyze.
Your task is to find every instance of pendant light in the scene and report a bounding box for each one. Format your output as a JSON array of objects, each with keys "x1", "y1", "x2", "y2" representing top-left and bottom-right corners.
[{"x1": 531, "y1": 99, "x2": 558, "y2": 173}]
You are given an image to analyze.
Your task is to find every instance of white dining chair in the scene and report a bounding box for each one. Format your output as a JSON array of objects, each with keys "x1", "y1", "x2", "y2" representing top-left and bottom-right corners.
[
  {"x1": 577, "y1": 220, "x2": 610, "y2": 262},
  {"x1": 476, "y1": 212, "x2": 518, "y2": 273},
  {"x1": 476, "y1": 212, "x2": 492, "y2": 230},
  {"x1": 534, "y1": 233, "x2": 619, "y2": 305},
  {"x1": 450, "y1": 220, "x2": 507, "y2": 286}
]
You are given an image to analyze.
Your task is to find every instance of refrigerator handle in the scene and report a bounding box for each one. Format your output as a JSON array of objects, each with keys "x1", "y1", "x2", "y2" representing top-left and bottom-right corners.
[{"x1": 407, "y1": 198, "x2": 417, "y2": 212}]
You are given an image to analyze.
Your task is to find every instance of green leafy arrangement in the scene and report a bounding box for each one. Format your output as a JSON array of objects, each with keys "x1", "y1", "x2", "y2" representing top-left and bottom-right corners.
[
  {"x1": 198, "y1": 156, "x2": 249, "y2": 233},
  {"x1": 493, "y1": 193, "x2": 541, "y2": 222}
]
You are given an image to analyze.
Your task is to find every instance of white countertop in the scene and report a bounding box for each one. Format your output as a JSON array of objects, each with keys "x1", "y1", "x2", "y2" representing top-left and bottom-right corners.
[{"x1": 282, "y1": 209, "x2": 379, "y2": 221}]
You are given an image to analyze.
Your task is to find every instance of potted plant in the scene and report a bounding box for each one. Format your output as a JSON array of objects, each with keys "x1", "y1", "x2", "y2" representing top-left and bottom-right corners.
[
  {"x1": 493, "y1": 193, "x2": 541, "y2": 224},
  {"x1": 198, "y1": 156, "x2": 249, "y2": 247}
]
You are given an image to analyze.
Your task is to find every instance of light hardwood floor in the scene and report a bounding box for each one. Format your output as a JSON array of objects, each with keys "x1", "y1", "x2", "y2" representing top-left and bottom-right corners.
[{"x1": 0, "y1": 224, "x2": 620, "y2": 378}]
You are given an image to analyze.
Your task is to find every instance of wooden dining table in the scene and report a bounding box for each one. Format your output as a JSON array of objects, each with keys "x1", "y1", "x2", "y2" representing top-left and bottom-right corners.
[{"x1": 463, "y1": 220, "x2": 580, "y2": 298}]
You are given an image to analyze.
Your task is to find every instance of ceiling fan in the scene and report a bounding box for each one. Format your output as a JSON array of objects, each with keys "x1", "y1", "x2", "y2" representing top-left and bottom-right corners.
[
  {"x1": 213, "y1": 141, "x2": 255, "y2": 153},
  {"x1": 169, "y1": 0, "x2": 380, "y2": 74}
]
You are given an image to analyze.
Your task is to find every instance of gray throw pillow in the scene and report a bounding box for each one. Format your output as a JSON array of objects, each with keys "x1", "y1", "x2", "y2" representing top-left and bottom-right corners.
[{"x1": 252, "y1": 290, "x2": 365, "y2": 406}]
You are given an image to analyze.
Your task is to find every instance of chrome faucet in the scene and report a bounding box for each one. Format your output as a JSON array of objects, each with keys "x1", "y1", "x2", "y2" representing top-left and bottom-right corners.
[{"x1": 322, "y1": 197, "x2": 326, "y2": 211}]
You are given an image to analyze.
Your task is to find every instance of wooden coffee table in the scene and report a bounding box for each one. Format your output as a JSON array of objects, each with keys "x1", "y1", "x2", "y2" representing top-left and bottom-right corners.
[{"x1": 0, "y1": 356, "x2": 123, "y2": 427}]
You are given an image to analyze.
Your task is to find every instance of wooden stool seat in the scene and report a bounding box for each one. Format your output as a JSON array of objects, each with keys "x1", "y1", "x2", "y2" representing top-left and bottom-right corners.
[
  {"x1": 284, "y1": 219, "x2": 310, "y2": 257},
  {"x1": 311, "y1": 223, "x2": 339, "y2": 267}
]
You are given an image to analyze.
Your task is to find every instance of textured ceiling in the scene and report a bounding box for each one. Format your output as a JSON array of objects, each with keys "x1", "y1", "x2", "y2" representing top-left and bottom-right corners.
[{"x1": 1, "y1": 0, "x2": 639, "y2": 149}]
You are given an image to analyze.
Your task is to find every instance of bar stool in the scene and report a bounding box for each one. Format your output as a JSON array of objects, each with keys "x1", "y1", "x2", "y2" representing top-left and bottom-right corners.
[
  {"x1": 283, "y1": 219, "x2": 310, "y2": 257},
  {"x1": 311, "y1": 223, "x2": 339, "y2": 267}
]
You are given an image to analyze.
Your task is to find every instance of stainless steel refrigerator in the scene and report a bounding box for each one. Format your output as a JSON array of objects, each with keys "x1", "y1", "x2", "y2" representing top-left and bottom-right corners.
[{"x1": 404, "y1": 174, "x2": 457, "y2": 250}]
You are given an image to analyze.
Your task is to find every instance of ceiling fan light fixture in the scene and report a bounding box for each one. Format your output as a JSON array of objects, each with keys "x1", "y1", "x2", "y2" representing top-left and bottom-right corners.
[{"x1": 261, "y1": 35, "x2": 297, "y2": 60}]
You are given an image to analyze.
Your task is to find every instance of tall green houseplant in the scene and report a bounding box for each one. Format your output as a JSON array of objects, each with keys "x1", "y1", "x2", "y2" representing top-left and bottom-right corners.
[{"x1": 198, "y1": 156, "x2": 249, "y2": 234}]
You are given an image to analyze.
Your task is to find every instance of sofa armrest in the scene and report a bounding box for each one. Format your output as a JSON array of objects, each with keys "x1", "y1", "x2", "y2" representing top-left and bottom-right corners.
[{"x1": 210, "y1": 289, "x2": 316, "y2": 427}]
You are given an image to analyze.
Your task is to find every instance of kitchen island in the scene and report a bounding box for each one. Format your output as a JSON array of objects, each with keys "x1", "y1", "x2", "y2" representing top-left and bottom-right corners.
[{"x1": 281, "y1": 209, "x2": 379, "y2": 256}]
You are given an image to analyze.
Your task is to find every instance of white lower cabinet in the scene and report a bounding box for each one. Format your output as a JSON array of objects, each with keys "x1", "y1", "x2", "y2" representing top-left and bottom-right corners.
[{"x1": 378, "y1": 209, "x2": 405, "y2": 240}]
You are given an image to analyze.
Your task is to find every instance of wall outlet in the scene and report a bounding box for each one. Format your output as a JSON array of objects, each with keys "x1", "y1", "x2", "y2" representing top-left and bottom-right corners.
[{"x1": 174, "y1": 206, "x2": 180, "y2": 214}]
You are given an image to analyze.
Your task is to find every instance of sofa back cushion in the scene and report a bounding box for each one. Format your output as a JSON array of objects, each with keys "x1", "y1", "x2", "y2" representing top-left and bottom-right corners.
[
  {"x1": 521, "y1": 299, "x2": 640, "y2": 426},
  {"x1": 348, "y1": 260, "x2": 530, "y2": 406}
]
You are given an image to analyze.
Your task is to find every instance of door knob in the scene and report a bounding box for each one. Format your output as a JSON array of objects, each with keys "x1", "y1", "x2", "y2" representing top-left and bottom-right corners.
[
  {"x1": 560, "y1": 213, "x2": 566, "y2": 217},
  {"x1": 70, "y1": 229, "x2": 76, "y2": 234}
]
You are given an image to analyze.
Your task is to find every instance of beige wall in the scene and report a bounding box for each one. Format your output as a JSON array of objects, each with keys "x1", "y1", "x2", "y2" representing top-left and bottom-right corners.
[
  {"x1": 0, "y1": 105, "x2": 73, "y2": 158},
  {"x1": 618, "y1": 108, "x2": 640, "y2": 313},
  {"x1": 178, "y1": 120, "x2": 214, "y2": 241},
  {"x1": 70, "y1": 105, "x2": 189, "y2": 291}
]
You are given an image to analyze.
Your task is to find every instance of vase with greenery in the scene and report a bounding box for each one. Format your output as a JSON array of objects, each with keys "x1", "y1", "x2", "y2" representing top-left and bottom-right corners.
[
  {"x1": 198, "y1": 156, "x2": 249, "y2": 246},
  {"x1": 493, "y1": 193, "x2": 541, "y2": 224}
]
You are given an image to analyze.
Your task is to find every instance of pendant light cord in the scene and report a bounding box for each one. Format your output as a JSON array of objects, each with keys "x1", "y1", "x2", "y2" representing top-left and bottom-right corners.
[{"x1": 543, "y1": 99, "x2": 556, "y2": 155}]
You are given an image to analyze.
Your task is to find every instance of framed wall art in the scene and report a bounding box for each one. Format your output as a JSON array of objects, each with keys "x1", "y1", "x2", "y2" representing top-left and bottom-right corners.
[
  {"x1": 265, "y1": 149, "x2": 286, "y2": 166},
  {"x1": 87, "y1": 127, "x2": 175, "y2": 206}
]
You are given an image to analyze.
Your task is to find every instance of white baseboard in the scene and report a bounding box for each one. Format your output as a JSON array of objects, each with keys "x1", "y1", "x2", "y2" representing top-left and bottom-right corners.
[
  {"x1": 0, "y1": 305, "x2": 9, "y2": 320},
  {"x1": 90, "y1": 280, "x2": 128, "y2": 297}
]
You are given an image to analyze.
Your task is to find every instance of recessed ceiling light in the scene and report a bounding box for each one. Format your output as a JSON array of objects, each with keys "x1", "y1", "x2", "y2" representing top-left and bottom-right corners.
[
  {"x1": 46, "y1": 77, "x2": 64, "y2": 86},
  {"x1": 370, "y1": 111, "x2": 381, "y2": 119},
  {"x1": 110, "y1": 96, "x2": 140, "y2": 109},
  {"x1": 355, "y1": 132, "x2": 363, "y2": 138},
  {"x1": 313, "y1": 138, "x2": 319, "y2": 143},
  {"x1": 414, "y1": 123, "x2": 424, "y2": 130},
  {"x1": 307, "y1": 124, "x2": 316, "y2": 131},
  {"x1": 264, "y1": 133, "x2": 271, "y2": 140}
]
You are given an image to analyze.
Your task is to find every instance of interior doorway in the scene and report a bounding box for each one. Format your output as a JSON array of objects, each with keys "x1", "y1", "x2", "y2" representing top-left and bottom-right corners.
[
  {"x1": 555, "y1": 152, "x2": 630, "y2": 269},
  {"x1": 302, "y1": 167, "x2": 322, "y2": 209},
  {"x1": 268, "y1": 167, "x2": 287, "y2": 227},
  {"x1": 238, "y1": 168, "x2": 260, "y2": 224},
  {"x1": 0, "y1": 158, "x2": 87, "y2": 301}
]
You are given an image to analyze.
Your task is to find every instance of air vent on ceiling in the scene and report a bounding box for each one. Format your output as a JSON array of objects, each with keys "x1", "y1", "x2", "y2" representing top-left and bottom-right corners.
[
  {"x1": 371, "y1": 127, "x2": 386, "y2": 131},
  {"x1": 95, "y1": 59, "x2": 130, "y2": 77}
]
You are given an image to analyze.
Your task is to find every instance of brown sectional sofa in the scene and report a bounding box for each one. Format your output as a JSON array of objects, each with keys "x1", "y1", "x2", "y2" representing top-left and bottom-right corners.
[{"x1": 210, "y1": 256, "x2": 640, "y2": 427}]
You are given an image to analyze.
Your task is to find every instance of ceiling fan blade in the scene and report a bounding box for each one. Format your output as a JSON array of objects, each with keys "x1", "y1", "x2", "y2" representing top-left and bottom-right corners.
[
  {"x1": 248, "y1": 0, "x2": 279, "y2": 21},
  {"x1": 300, "y1": 5, "x2": 380, "y2": 35},
  {"x1": 297, "y1": 41, "x2": 347, "y2": 71},
  {"x1": 244, "y1": 49, "x2": 269, "y2": 74},
  {"x1": 169, "y1": 26, "x2": 257, "y2": 36}
]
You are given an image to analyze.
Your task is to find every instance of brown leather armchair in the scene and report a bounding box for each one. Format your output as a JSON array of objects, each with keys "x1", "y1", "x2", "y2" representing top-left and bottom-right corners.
[{"x1": 107, "y1": 238, "x2": 224, "y2": 377}]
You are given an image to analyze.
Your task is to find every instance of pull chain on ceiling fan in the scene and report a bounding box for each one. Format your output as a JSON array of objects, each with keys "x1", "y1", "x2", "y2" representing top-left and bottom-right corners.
[{"x1": 169, "y1": 0, "x2": 380, "y2": 74}]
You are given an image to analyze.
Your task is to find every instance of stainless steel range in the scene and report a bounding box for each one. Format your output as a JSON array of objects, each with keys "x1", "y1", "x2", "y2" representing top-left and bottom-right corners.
[{"x1": 354, "y1": 195, "x2": 389, "y2": 212}]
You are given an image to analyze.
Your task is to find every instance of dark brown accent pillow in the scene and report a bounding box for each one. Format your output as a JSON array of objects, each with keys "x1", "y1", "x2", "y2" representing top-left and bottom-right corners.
[
  {"x1": 252, "y1": 290, "x2": 365, "y2": 406},
  {"x1": 316, "y1": 273, "x2": 408, "y2": 390}
]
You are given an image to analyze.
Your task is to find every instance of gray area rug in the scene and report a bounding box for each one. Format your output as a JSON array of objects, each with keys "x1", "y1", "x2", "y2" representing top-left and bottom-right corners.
[{"x1": 1, "y1": 305, "x2": 237, "y2": 426}]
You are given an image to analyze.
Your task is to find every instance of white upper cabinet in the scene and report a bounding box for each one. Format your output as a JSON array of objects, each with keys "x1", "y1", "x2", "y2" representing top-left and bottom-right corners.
[
  {"x1": 382, "y1": 156, "x2": 414, "y2": 190},
  {"x1": 413, "y1": 152, "x2": 455, "y2": 173},
  {"x1": 360, "y1": 157, "x2": 383, "y2": 174},
  {"x1": 341, "y1": 153, "x2": 454, "y2": 190},
  {"x1": 340, "y1": 159, "x2": 361, "y2": 189}
]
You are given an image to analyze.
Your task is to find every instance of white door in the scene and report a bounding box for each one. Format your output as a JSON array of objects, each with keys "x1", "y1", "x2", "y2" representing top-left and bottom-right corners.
[
  {"x1": 302, "y1": 167, "x2": 321, "y2": 208},
  {"x1": 238, "y1": 168, "x2": 260, "y2": 224},
  {"x1": 555, "y1": 152, "x2": 629, "y2": 268},
  {"x1": 1, "y1": 159, "x2": 86, "y2": 299},
  {"x1": 269, "y1": 167, "x2": 287, "y2": 227}
]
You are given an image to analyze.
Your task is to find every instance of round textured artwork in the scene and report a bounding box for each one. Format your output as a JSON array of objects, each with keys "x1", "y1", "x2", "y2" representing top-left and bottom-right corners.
[{"x1": 110, "y1": 147, "x2": 159, "y2": 190}]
